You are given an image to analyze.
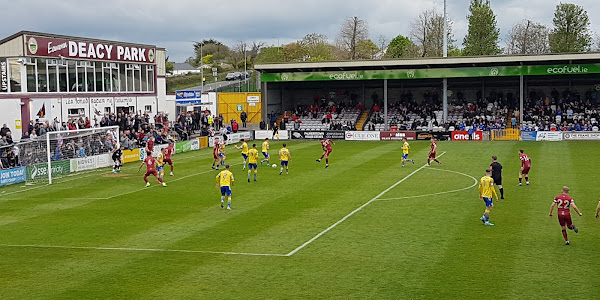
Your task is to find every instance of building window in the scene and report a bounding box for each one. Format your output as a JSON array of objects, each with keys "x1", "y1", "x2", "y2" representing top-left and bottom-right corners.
[
  {"x1": 147, "y1": 65, "x2": 154, "y2": 92},
  {"x1": 68, "y1": 108, "x2": 85, "y2": 117},
  {"x1": 37, "y1": 59, "x2": 48, "y2": 92},
  {"x1": 48, "y1": 60, "x2": 58, "y2": 92},
  {"x1": 145, "y1": 105, "x2": 152, "y2": 113},
  {"x1": 8, "y1": 58, "x2": 22, "y2": 92},
  {"x1": 25, "y1": 58, "x2": 36, "y2": 92},
  {"x1": 95, "y1": 62, "x2": 103, "y2": 92},
  {"x1": 104, "y1": 107, "x2": 111, "y2": 114},
  {"x1": 119, "y1": 64, "x2": 126, "y2": 92}
]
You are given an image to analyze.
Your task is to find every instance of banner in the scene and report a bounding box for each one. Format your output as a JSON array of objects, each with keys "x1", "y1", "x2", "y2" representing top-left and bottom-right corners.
[
  {"x1": 139, "y1": 147, "x2": 147, "y2": 161},
  {"x1": 290, "y1": 131, "x2": 345, "y2": 140},
  {"x1": 209, "y1": 132, "x2": 253, "y2": 147},
  {"x1": 380, "y1": 131, "x2": 416, "y2": 141},
  {"x1": 255, "y1": 130, "x2": 289, "y2": 140},
  {"x1": 25, "y1": 35, "x2": 156, "y2": 63},
  {"x1": 191, "y1": 139, "x2": 200, "y2": 151},
  {"x1": 97, "y1": 153, "x2": 112, "y2": 168},
  {"x1": 562, "y1": 132, "x2": 600, "y2": 140},
  {"x1": 0, "y1": 167, "x2": 26, "y2": 186},
  {"x1": 0, "y1": 58, "x2": 7, "y2": 92},
  {"x1": 521, "y1": 131, "x2": 538, "y2": 142},
  {"x1": 27, "y1": 160, "x2": 70, "y2": 181},
  {"x1": 536, "y1": 131, "x2": 563, "y2": 141},
  {"x1": 71, "y1": 156, "x2": 97, "y2": 172},
  {"x1": 451, "y1": 131, "x2": 483, "y2": 141},
  {"x1": 122, "y1": 149, "x2": 140, "y2": 163},
  {"x1": 344, "y1": 131, "x2": 380, "y2": 141},
  {"x1": 261, "y1": 63, "x2": 600, "y2": 82}
]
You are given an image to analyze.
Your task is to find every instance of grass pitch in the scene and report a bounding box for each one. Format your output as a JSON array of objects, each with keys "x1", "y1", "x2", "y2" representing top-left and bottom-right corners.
[{"x1": 0, "y1": 140, "x2": 599, "y2": 299}]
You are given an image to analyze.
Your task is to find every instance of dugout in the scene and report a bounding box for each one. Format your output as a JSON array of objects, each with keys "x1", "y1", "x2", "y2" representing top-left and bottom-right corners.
[{"x1": 255, "y1": 53, "x2": 600, "y2": 128}]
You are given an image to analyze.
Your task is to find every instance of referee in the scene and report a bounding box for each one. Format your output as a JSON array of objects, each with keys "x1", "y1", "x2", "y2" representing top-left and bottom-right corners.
[{"x1": 490, "y1": 156, "x2": 504, "y2": 199}]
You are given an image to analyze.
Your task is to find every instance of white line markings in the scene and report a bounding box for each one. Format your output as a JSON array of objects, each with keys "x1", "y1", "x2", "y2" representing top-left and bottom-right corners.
[
  {"x1": 0, "y1": 244, "x2": 286, "y2": 257},
  {"x1": 285, "y1": 152, "x2": 447, "y2": 256},
  {"x1": 377, "y1": 168, "x2": 478, "y2": 201}
]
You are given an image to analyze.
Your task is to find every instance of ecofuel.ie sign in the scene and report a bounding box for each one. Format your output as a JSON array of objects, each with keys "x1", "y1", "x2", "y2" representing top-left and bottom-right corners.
[
  {"x1": 545, "y1": 65, "x2": 588, "y2": 74},
  {"x1": 25, "y1": 35, "x2": 156, "y2": 63}
]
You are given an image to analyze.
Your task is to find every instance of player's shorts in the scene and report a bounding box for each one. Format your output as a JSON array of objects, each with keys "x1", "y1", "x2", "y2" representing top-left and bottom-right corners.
[
  {"x1": 483, "y1": 197, "x2": 493, "y2": 207},
  {"x1": 402, "y1": 153, "x2": 409, "y2": 159},
  {"x1": 219, "y1": 153, "x2": 225, "y2": 158},
  {"x1": 144, "y1": 170, "x2": 158, "y2": 177},
  {"x1": 521, "y1": 167, "x2": 530, "y2": 175},
  {"x1": 163, "y1": 158, "x2": 173, "y2": 165},
  {"x1": 157, "y1": 166, "x2": 164, "y2": 171},
  {"x1": 262, "y1": 152, "x2": 269, "y2": 158},
  {"x1": 248, "y1": 163, "x2": 258, "y2": 169},
  {"x1": 428, "y1": 151, "x2": 436, "y2": 159},
  {"x1": 220, "y1": 186, "x2": 232, "y2": 196},
  {"x1": 112, "y1": 154, "x2": 121, "y2": 162},
  {"x1": 324, "y1": 149, "x2": 332, "y2": 156},
  {"x1": 281, "y1": 160, "x2": 288, "y2": 167},
  {"x1": 492, "y1": 176, "x2": 502, "y2": 186},
  {"x1": 213, "y1": 153, "x2": 219, "y2": 159},
  {"x1": 242, "y1": 153, "x2": 248, "y2": 160},
  {"x1": 558, "y1": 212, "x2": 572, "y2": 227}
]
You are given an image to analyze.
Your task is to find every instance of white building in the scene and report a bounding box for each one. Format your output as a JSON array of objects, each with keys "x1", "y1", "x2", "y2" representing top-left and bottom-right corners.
[
  {"x1": 171, "y1": 63, "x2": 201, "y2": 76},
  {"x1": 0, "y1": 31, "x2": 167, "y2": 141}
]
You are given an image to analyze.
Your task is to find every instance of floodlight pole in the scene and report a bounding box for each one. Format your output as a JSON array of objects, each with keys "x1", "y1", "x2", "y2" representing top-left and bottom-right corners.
[
  {"x1": 200, "y1": 43, "x2": 204, "y2": 92},
  {"x1": 442, "y1": 0, "x2": 448, "y2": 125}
]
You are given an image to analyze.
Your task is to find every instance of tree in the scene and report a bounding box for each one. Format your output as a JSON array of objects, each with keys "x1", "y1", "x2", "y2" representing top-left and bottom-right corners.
[
  {"x1": 376, "y1": 35, "x2": 388, "y2": 58},
  {"x1": 192, "y1": 39, "x2": 230, "y2": 64},
  {"x1": 410, "y1": 9, "x2": 454, "y2": 57},
  {"x1": 506, "y1": 20, "x2": 550, "y2": 54},
  {"x1": 337, "y1": 16, "x2": 369, "y2": 60},
  {"x1": 355, "y1": 40, "x2": 379, "y2": 59},
  {"x1": 165, "y1": 57, "x2": 174, "y2": 74},
  {"x1": 298, "y1": 33, "x2": 333, "y2": 61},
  {"x1": 549, "y1": 3, "x2": 592, "y2": 53},
  {"x1": 255, "y1": 47, "x2": 285, "y2": 63},
  {"x1": 463, "y1": 0, "x2": 501, "y2": 56},
  {"x1": 385, "y1": 35, "x2": 420, "y2": 58}
]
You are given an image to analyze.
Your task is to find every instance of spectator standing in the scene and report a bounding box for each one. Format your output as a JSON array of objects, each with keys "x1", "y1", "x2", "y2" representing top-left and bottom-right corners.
[{"x1": 240, "y1": 111, "x2": 248, "y2": 128}]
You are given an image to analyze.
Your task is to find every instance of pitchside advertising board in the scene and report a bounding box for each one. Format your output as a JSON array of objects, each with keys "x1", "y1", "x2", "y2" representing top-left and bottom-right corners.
[
  {"x1": 344, "y1": 131, "x2": 380, "y2": 141},
  {"x1": 535, "y1": 131, "x2": 563, "y2": 141},
  {"x1": 290, "y1": 131, "x2": 345, "y2": 140},
  {"x1": 26, "y1": 161, "x2": 70, "y2": 181},
  {"x1": 208, "y1": 132, "x2": 252, "y2": 147},
  {"x1": 451, "y1": 131, "x2": 484, "y2": 141},
  {"x1": 379, "y1": 131, "x2": 416, "y2": 141},
  {"x1": 562, "y1": 132, "x2": 600, "y2": 140},
  {"x1": 521, "y1": 131, "x2": 538, "y2": 141},
  {"x1": 0, "y1": 167, "x2": 26, "y2": 186},
  {"x1": 255, "y1": 130, "x2": 290, "y2": 140}
]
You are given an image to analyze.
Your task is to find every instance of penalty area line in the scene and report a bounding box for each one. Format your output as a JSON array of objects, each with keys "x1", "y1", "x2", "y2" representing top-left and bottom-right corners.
[
  {"x1": 0, "y1": 243, "x2": 287, "y2": 257},
  {"x1": 285, "y1": 151, "x2": 447, "y2": 256}
]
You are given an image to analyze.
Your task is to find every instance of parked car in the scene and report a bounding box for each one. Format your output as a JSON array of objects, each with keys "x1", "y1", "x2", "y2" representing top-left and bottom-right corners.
[
  {"x1": 233, "y1": 72, "x2": 243, "y2": 80},
  {"x1": 225, "y1": 73, "x2": 237, "y2": 81}
]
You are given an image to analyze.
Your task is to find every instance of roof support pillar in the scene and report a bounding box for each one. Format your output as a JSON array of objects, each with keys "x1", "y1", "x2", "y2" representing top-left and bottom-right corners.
[
  {"x1": 443, "y1": 78, "x2": 448, "y2": 125},
  {"x1": 384, "y1": 79, "x2": 388, "y2": 130},
  {"x1": 520, "y1": 75, "x2": 524, "y2": 125}
]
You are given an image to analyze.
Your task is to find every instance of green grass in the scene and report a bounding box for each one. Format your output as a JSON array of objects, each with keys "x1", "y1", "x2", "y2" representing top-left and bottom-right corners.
[{"x1": 0, "y1": 140, "x2": 599, "y2": 299}]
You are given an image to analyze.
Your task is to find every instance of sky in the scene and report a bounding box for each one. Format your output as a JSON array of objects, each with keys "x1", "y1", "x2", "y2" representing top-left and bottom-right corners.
[{"x1": 1, "y1": 0, "x2": 599, "y2": 62}]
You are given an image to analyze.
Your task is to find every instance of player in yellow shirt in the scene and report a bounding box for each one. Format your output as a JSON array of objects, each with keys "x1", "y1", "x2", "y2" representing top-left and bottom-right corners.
[
  {"x1": 156, "y1": 148, "x2": 166, "y2": 180},
  {"x1": 260, "y1": 138, "x2": 270, "y2": 166},
  {"x1": 279, "y1": 143, "x2": 292, "y2": 175},
  {"x1": 247, "y1": 144, "x2": 259, "y2": 182},
  {"x1": 218, "y1": 142, "x2": 226, "y2": 168},
  {"x1": 401, "y1": 137, "x2": 415, "y2": 167},
  {"x1": 234, "y1": 139, "x2": 249, "y2": 170},
  {"x1": 216, "y1": 165, "x2": 234, "y2": 210},
  {"x1": 479, "y1": 169, "x2": 499, "y2": 226}
]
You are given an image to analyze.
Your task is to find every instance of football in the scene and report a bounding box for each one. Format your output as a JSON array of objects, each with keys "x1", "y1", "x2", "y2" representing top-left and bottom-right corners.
[{"x1": 272, "y1": 164, "x2": 277, "y2": 168}]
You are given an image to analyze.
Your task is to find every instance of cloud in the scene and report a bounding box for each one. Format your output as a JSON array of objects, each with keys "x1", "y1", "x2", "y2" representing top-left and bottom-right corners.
[{"x1": 1, "y1": 0, "x2": 599, "y2": 62}]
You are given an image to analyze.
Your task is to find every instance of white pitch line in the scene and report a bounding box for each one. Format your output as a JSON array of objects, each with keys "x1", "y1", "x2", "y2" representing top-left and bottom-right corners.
[
  {"x1": 377, "y1": 168, "x2": 478, "y2": 201},
  {"x1": 285, "y1": 151, "x2": 447, "y2": 256},
  {"x1": 0, "y1": 243, "x2": 286, "y2": 257}
]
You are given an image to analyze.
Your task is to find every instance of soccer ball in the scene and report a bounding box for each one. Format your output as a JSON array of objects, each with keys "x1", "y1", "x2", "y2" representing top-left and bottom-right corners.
[{"x1": 272, "y1": 164, "x2": 277, "y2": 168}]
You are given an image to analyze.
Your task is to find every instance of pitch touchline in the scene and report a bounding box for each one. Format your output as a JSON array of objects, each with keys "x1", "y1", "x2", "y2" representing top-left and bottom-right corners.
[
  {"x1": 0, "y1": 244, "x2": 286, "y2": 257},
  {"x1": 376, "y1": 168, "x2": 478, "y2": 201},
  {"x1": 285, "y1": 151, "x2": 447, "y2": 256}
]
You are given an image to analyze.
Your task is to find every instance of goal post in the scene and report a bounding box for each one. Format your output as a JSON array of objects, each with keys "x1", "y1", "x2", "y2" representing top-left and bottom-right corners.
[{"x1": 24, "y1": 126, "x2": 120, "y2": 185}]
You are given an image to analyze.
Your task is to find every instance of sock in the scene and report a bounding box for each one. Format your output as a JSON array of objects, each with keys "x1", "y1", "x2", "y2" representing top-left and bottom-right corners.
[
  {"x1": 320, "y1": 155, "x2": 324, "y2": 159},
  {"x1": 227, "y1": 197, "x2": 231, "y2": 207},
  {"x1": 280, "y1": 167, "x2": 283, "y2": 174},
  {"x1": 402, "y1": 161, "x2": 405, "y2": 167},
  {"x1": 243, "y1": 161, "x2": 247, "y2": 169},
  {"x1": 427, "y1": 159, "x2": 430, "y2": 164},
  {"x1": 519, "y1": 177, "x2": 522, "y2": 183},
  {"x1": 562, "y1": 229, "x2": 568, "y2": 241},
  {"x1": 525, "y1": 176, "x2": 529, "y2": 182},
  {"x1": 500, "y1": 188, "x2": 504, "y2": 198},
  {"x1": 434, "y1": 159, "x2": 440, "y2": 164},
  {"x1": 326, "y1": 158, "x2": 329, "y2": 164},
  {"x1": 248, "y1": 170, "x2": 251, "y2": 180},
  {"x1": 170, "y1": 165, "x2": 173, "y2": 172},
  {"x1": 254, "y1": 171, "x2": 257, "y2": 180},
  {"x1": 144, "y1": 177, "x2": 148, "y2": 183},
  {"x1": 484, "y1": 210, "x2": 490, "y2": 222},
  {"x1": 286, "y1": 167, "x2": 289, "y2": 174},
  {"x1": 221, "y1": 196, "x2": 225, "y2": 203}
]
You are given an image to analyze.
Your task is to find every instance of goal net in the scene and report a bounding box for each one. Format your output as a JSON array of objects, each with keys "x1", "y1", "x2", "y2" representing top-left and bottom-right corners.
[{"x1": 22, "y1": 126, "x2": 120, "y2": 185}]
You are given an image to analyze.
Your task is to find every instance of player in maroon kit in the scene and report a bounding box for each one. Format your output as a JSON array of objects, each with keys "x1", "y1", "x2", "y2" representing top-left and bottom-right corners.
[
  {"x1": 212, "y1": 138, "x2": 221, "y2": 170},
  {"x1": 138, "y1": 155, "x2": 167, "y2": 187},
  {"x1": 163, "y1": 142, "x2": 175, "y2": 176},
  {"x1": 427, "y1": 137, "x2": 441, "y2": 166},
  {"x1": 147, "y1": 136, "x2": 155, "y2": 154},
  {"x1": 549, "y1": 186, "x2": 582, "y2": 245},
  {"x1": 316, "y1": 138, "x2": 335, "y2": 168},
  {"x1": 518, "y1": 149, "x2": 531, "y2": 186}
]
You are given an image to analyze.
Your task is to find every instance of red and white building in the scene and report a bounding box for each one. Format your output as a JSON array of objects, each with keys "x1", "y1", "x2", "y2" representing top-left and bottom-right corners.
[{"x1": 0, "y1": 31, "x2": 168, "y2": 141}]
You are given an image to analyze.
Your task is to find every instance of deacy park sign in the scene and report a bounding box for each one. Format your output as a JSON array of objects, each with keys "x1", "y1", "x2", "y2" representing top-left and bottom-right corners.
[{"x1": 261, "y1": 64, "x2": 600, "y2": 82}]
